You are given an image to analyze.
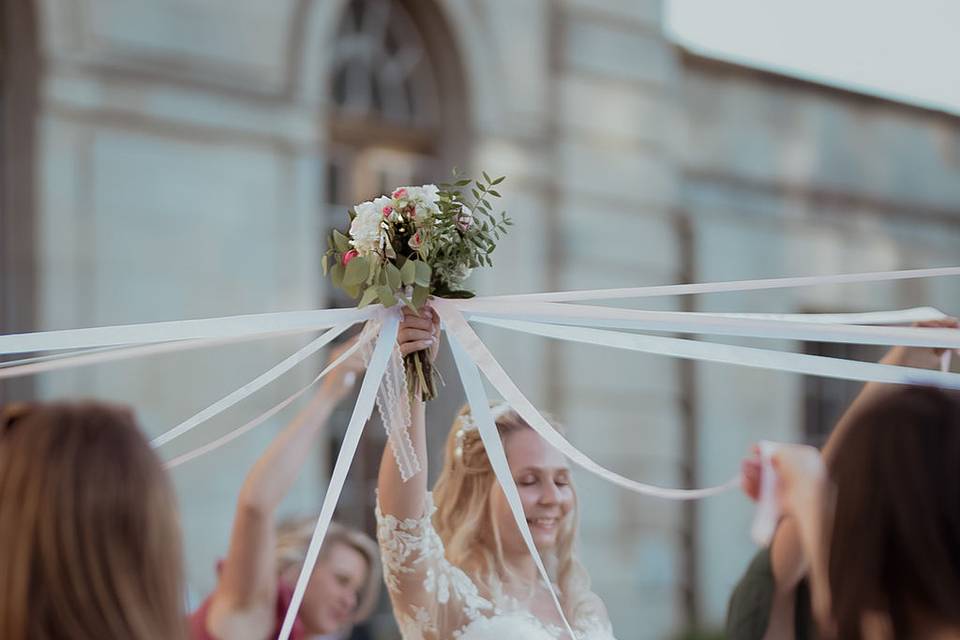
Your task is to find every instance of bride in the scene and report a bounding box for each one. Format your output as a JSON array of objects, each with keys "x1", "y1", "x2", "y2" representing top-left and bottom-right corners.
[{"x1": 376, "y1": 305, "x2": 617, "y2": 639}]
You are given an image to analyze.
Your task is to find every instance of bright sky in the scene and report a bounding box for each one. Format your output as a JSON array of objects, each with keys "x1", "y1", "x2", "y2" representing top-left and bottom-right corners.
[{"x1": 666, "y1": 0, "x2": 960, "y2": 115}]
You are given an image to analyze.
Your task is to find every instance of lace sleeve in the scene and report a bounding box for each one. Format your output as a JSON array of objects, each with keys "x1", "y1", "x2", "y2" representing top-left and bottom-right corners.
[
  {"x1": 574, "y1": 593, "x2": 617, "y2": 639},
  {"x1": 376, "y1": 492, "x2": 493, "y2": 639}
]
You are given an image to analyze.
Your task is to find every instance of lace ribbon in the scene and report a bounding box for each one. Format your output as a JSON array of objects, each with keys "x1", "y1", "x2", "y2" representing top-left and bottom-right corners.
[{"x1": 360, "y1": 310, "x2": 422, "y2": 481}]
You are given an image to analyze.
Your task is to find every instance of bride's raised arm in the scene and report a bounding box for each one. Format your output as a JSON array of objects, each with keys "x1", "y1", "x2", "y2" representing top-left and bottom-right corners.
[
  {"x1": 376, "y1": 305, "x2": 438, "y2": 519},
  {"x1": 375, "y1": 306, "x2": 489, "y2": 639}
]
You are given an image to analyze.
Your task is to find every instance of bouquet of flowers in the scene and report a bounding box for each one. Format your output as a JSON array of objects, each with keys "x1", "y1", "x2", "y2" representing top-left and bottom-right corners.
[{"x1": 323, "y1": 171, "x2": 511, "y2": 401}]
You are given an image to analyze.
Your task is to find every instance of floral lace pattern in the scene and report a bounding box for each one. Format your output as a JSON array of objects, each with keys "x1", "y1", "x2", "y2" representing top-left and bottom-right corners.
[{"x1": 376, "y1": 493, "x2": 617, "y2": 640}]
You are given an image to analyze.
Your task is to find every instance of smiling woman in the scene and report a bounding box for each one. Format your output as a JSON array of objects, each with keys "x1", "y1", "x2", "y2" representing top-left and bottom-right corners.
[{"x1": 375, "y1": 305, "x2": 618, "y2": 640}]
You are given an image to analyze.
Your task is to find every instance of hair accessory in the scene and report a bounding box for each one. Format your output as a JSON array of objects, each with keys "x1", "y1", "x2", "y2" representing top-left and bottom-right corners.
[{"x1": 454, "y1": 402, "x2": 513, "y2": 460}]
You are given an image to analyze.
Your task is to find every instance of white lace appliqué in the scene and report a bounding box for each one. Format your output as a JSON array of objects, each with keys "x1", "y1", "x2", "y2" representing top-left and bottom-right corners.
[{"x1": 376, "y1": 493, "x2": 618, "y2": 640}]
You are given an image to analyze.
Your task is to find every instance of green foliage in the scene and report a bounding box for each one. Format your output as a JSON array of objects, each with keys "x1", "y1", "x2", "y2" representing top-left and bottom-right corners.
[{"x1": 323, "y1": 170, "x2": 511, "y2": 311}]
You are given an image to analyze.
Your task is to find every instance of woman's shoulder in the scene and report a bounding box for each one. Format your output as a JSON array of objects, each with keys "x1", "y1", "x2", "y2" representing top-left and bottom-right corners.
[{"x1": 573, "y1": 592, "x2": 615, "y2": 638}]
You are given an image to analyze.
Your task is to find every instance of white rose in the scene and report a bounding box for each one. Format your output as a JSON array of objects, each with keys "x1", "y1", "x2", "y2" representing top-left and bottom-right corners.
[
  {"x1": 398, "y1": 184, "x2": 441, "y2": 222},
  {"x1": 349, "y1": 199, "x2": 385, "y2": 255}
]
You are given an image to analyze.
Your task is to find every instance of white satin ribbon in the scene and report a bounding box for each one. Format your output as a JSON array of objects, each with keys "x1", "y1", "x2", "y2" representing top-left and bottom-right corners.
[
  {"x1": 436, "y1": 300, "x2": 739, "y2": 500},
  {"x1": 276, "y1": 310, "x2": 399, "y2": 640},
  {"x1": 662, "y1": 307, "x2": 947, "y2": 325},
  {"x1": 481, "y1": 266, "x2": 960, "y2": 303},
  {"x1": 471, "y1": 318, "x2": 960, "y2": 390},
  {"x1": 151, "y1": 322, "x2": 357, "y2": 448},
  {"x1": 448, "y1": 329, "x2": 576, "y2": 638},
  {"x1": 458, "y1": 300, "x2": 960, "y2": 350},
  {"x1": 0, "y1": 306, "x2": 374, "y2": 355},
  {"x1": 163, "y1": 329, "x2": 374, "y2": 469}
]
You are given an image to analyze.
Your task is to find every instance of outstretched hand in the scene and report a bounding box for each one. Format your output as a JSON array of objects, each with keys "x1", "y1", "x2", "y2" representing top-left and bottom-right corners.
[{"x1": 883, "y1": 317, "x2": 959, "y2": 369}]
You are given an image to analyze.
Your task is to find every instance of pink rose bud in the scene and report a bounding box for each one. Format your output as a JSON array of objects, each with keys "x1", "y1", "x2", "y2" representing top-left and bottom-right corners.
[
  {"x1": 409, "y1": 232, "x2": 422, "y2": 249},
  {"x1": 392, "y1": 188, "x2": 407, "y2": 199},
  {"x1": 382, "y1": 205, "x2": 393, "y2": 218},
  {"x1": 341, "y1": 249, "x2": 359, "y2": 266}
]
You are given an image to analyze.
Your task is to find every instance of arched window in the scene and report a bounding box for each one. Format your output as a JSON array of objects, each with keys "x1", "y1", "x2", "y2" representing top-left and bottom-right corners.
[
  {"x1": 0, "y1": 0, "x2": 38, "y2": 403},
  {"x1": 322, "y1": 0, "x2": 468, "y2": 539},
  {"x1": 324, "y1": 0, "x2": 466, "y2": 210}
]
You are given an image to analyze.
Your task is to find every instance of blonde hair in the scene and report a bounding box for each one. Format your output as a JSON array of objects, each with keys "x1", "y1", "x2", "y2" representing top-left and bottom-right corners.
[
  {"x1": 0, "y1": 401, "x2": 185, "y2": 640},
  {"x1": 275, "y1": 518, "x2": 381, "y2": 623},
  {"x1": 432, "y1": 404, "x2": 595, "y2": 618}
]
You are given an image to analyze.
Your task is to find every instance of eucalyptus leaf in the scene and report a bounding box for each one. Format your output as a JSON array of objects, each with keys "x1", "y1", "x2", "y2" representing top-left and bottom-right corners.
[
  {"x1": 342, "y1": 256, "x2": 369, "y2": 287},
  {"x1": 412, "y1": 284, "x2": 429, "y2": 309},
  {"x1": 377, "y1": 286, "x2": 398, "y2": 307},
  {"x1": 358, "y1": 286, "x2": 379, "y2": 308},
  {"x1": 385, "y1": 263, "x2": 402, "y2": 289},
  {"x1": 332, "y1": 230, "x2": 350, "y2": 253},
  {"x1": 331, "y1": 263, "x2": 345, "y2": 287},
  {"x1": 400, "y1": 259, "x2": 416, "y2": 285},
  {"x1": 414, "y1": 261, "x2": 432, "y2": 287},
  {"x1": 398, "y1": 294, "x2": 417, "y2": 312}
]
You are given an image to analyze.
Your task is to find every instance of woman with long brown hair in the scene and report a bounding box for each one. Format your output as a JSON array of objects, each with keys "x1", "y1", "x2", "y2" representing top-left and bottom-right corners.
[
  {"x1": 756, "y1": 384, "x2": 960, "y2": 639},
  {"x1": 376, "y1": 306, "x2": 615, "y2": 640},
  {"x1": 0, "y1": 401, "x2": 186, "y2": 640}
]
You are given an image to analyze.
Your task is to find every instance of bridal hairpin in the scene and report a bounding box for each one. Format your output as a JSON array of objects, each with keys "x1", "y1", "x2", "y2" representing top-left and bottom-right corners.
[{"x1": 454, "y1": 402, "x2": 513, "y2": 461}]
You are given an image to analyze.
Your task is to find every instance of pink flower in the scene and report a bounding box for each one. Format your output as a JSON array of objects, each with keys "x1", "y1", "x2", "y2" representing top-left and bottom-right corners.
[
  {"x1": 382, "y1": 205, "x2": 393, "y2": 218},
  {"x1": 409, "y1": 232, "x2": 422, "y2": 250},
  {"x1": 392, "y1": 188, "x2": 407, "y2": 200},
  {"x1": 341, "y1": 249, "x2": 359, "y2": 266}
]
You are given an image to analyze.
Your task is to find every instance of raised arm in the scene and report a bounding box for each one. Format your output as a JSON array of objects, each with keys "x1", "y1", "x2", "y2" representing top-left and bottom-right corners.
[
  {"x1": 732, "y1": 318, "x2": 959, "y2": 639},
  {"x1": 204, "y1": 339, "x2": 364, "y2": 637},
  {"x1": 376, "y1": 305, "x2": 439, "y2": 520},
  {"x1": 769, "y1": 317, "x2": 957, "y2": 594},
  {"x1": 375, "y1": 307, "x2": 482, "y2": 638}
]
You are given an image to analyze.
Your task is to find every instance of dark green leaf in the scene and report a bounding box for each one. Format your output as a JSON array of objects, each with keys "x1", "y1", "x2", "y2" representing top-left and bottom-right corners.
[
  {"x1": 482, "y1": 171, "x2": 491, "y2": 183},
  {"x1": 492, "y1": 176, "x2": 505, "y2": 185},
  {"x1": 439, "y1": 289, "x2": 476, "y2": 299}
]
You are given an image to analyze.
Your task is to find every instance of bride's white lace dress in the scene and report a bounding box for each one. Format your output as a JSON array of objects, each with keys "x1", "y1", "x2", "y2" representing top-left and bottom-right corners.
[{"x1": 376, "y1": 493, "x2": 618, "y2": 640}]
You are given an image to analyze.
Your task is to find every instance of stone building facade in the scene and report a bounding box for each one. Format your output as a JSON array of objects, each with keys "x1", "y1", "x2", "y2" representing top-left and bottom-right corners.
[{"x1": 3, "y1": 0, "x2": 959, "y2": 636}]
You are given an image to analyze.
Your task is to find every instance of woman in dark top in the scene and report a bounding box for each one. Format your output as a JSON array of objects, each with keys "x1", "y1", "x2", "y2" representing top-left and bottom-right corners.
[{"x1": 727, "y1": 318, "x2": 958, "y2": 639}]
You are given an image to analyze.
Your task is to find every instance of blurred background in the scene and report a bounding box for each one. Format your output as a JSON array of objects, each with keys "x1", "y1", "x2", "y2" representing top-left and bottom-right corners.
[{"x1": 2, "y1": 0, "x2": 959, "y2": 638}]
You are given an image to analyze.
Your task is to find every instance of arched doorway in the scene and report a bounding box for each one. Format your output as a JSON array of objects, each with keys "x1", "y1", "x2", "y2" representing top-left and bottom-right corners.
[
  {"x1": 323, "y1": 0, "x2": 469, "y2": 217},
  {"x1": 320, "y1": 0, "x2": 470, "y2": 543},
  {"x1": 0, "y1": 0, "x2": 39, "y2": 402}
]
